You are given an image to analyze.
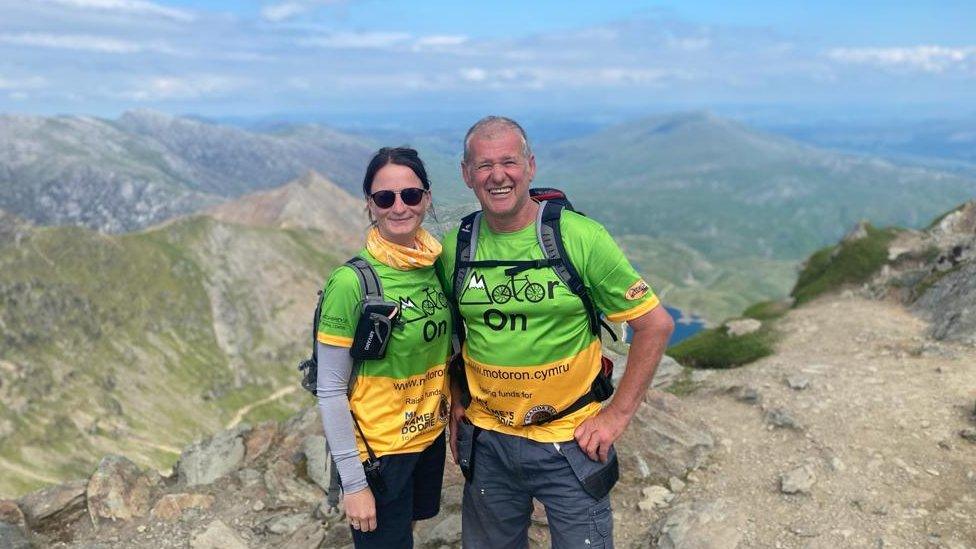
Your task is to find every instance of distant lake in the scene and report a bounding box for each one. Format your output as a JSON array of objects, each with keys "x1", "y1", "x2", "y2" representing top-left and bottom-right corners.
[{"x1": 624, "y1": 305, "x2": 706, "y2": 348}]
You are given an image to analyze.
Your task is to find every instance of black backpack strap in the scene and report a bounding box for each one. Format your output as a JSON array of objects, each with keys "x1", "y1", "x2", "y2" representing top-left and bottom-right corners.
[
  {"x1": 346, "y1": 256, "x2": 384, "y2": 301},
  {"x1": 536, "y1": 201, "x2": 601, "y2": 337},
  {"x1": 452, "y1": 211, "x2": 481, "y2": 300}
]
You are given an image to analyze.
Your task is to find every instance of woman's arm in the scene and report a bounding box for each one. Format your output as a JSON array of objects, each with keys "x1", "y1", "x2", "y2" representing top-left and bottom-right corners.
[{"x1": 315, "y1": 343, "x2": 368, "y2": 493}]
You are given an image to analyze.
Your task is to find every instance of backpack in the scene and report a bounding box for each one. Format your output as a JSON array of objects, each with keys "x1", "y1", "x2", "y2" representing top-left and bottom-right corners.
[
  {"x1": 447, "y1": 187, "x2": 618, "y2": 426},
  {"x1": 297, "y1": 255, "x2": 396, "y2": 510}
]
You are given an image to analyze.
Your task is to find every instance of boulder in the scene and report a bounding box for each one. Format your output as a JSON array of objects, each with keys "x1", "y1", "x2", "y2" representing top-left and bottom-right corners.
[
  {"x1": 0, "y1": 522, "x2": 31, "y2": 549},
  {"x1": 302, "y1": 435, "x2": 332, "y2": 492},
  {"x1": 244, "y1": 421, "x2": 278, "y2": 464},
  {"x1": 86, "y1": 455, "x2": 154, "y2": 524},
  {"x1": 650, "y1": 355, "x2": 684, "y2": 390},
  {"x1": 913, "y1": 261, "x2": 976, "y2": 345},
  {"x1": 652, "y1": 498, "x2": 746, "y2": 548},
  {"x1": 17, "y1": 479, "x2": 87, "y2": 532},
  {"x1": 178, "y1": 427, "x2": 246, "y2": 486},
  {"x1": 150, "y1": 493, "x2": 215, "y2": 521},
  {"x1": 724, "y1": 319, "x2": 761, "y2": 337},
  {"x1": 190, "y1": 520, "x2": 249, "y2": 549},
  {"x1": 785, "y1": 375, "x2": 810, "y2": 390},
  {"x1": 0, "y1": 500, "x2": 26, "y2": 532},
  {"x1": 617, "y1": 390, "x2": 713, "y2": 483},
  {"x1": 423, "y1": 513, "x2": 462, "y2": 546},
  {"x1": 262, "y1": 513, "x2": 307, "y2": 536},
  {"x1": 278, "y1": 521, "x2": 327, "y2": 549},
  {"x1": 263, "y1": 460, "x2": 323, "y2": 506}
]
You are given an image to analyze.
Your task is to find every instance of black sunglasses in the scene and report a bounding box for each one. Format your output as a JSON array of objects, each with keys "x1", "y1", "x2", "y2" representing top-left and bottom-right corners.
[{"x1": 370, "y1": 188, "x2": 427, "y2": 209}]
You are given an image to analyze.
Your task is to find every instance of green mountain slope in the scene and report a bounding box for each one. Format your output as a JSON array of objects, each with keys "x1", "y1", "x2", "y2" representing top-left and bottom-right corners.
[{"x1": 0, "y1": 182, "x2": 362, "y2": 497}]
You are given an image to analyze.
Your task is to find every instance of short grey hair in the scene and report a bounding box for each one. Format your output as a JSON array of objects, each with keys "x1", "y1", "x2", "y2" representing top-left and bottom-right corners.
[{"x1": 462, "y1": 116, "x2": 532, "y2": 163}]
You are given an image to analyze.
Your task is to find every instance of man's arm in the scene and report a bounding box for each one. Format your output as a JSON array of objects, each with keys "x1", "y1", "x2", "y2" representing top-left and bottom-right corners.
[{"x1": 574, "y1": 304, "x2": 674, "y2": 462}]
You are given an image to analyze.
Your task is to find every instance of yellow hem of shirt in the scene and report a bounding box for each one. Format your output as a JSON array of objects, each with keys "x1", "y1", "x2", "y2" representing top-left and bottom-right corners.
[
  {"x1": 317, "y1": 333, "x2": 353, "y2": 347},
  {"x1": 605, "y1": 294, "x2": 661, "y2": 323}
]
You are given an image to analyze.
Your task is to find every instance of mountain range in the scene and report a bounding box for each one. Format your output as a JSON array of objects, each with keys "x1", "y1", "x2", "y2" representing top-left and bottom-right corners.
[
  {"x1": 0, "y1": 111, "x2": 375, "y2": 233},
  {"x1": 0, "y1": 172, "x2": 364, "y2": 496}
]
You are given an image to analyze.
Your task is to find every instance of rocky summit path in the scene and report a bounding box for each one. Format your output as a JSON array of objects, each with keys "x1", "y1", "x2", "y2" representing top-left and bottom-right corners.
[{"x1": 656, "y1": 295, "x2": 976, "y2": 548}]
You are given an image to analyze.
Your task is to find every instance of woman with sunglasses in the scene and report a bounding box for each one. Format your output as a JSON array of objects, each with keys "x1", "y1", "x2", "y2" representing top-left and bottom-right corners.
[{"x1": 315, "y1": 147, "x2": 451, "y2": 548}]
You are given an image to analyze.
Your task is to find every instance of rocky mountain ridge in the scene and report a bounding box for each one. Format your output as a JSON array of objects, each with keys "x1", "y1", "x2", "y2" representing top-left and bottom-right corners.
[
  {"x1": 0, "y1": 174, "x2": 365, "y2": 497},
  {"x1": 0, "y1": 111, "x2": 374, "y2": 233}
]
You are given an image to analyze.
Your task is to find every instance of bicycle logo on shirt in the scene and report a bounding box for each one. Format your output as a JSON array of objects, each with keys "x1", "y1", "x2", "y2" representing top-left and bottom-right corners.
[
  {"x1": 459, "y1": 270, "x2": 561, "y2": 332},
  {"x1": 394, "y1": 287, "x2": 450, "y2": 342}
]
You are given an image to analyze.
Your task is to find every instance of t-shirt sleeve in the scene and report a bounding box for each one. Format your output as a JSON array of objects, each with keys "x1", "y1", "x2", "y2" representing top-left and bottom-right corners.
[
  {"x1": 316, "y1": 266, "x2": 362, "y2": 348},
  {"x1": 572, "y1": 217, "x2": 660, "y2": 323}
]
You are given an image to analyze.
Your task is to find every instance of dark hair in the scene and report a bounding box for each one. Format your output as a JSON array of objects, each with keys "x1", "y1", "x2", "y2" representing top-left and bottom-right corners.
[{"x1": 362, "y1": 147, "x2": 431, "y2": 197}]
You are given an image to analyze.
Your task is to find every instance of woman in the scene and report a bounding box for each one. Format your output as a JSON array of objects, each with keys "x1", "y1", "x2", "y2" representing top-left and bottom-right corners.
[{"x1": 315, "y1": 147, "x2": 451, "y2": 548}]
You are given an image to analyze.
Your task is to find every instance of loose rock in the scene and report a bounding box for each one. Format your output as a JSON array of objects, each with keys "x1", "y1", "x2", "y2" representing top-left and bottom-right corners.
[
  {"x1": 424, "y1": 513, "x2": 462, "y2": 546},
  {"x1": 638, "y1": 486, "x2": 674, "y2": 512},
  {"x1": 780, "y1": 465, "x2": 816, "y2": 494},
  {"x1": 87, "y1": 455, "x2": 154, "y2": 524},
  {"x1": 17, "y1": 479, "x2": 87, "y2": 532},
  {"x1": 786, "y1": 375, "x2": 811, "y2": 390},
  {"x1": 653, "y1": 498, "x2": 746, "y2": 549},
  {"x1": 178, "y1": 428, "x2": 246, "y2": 486},
  {"x1": 765, "y1": 408, "x2": 802, "y2": 430},
  {"x1": 150, "y1": 493, "x2": 215, "y2": 521},
  {"x1": 302, "y1": 435, "x2": 331, "y2": 492},
  {"x1": 0, "y1": 522, "x2": 31, "y2": 549},
  {"x1": 191, "y1": 520, "x2": 248, "y2": 549}
]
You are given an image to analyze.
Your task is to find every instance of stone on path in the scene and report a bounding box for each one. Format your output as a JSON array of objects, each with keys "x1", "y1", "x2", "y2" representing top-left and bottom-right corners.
[
  {"x1": 725, "y1": 318, "x2": 762, "y2": 337},
  {"x1": 86, "y1": 455, "x2": 154, "y2": 524},
  {"x1": 178, "y1": 427, "x2": 247, "y2": 486},
  {"x1": 0, "y1": 522, "x2": 31, "y2": 549},
  {"x1": 191, "y1": 520, "x2": 249, "y2": 549},
  {"x1": 960, "y1": 428, "x2": 976, "y2": 443},
  {"x1": 638, "y1": 486, "x2": 674, "y2": 512},
  {"x1": 765, "y1": 408, "x2": 802, "y2": 430},
  {"x1": 617, "y1": 390, "x2": 714, "y2": 483},
  {"x1": 243, "y1": 421, "x2": 278, "y2": 464},
  {"x1": 786, "y1": 375, "x2": 811, "y2": 390},
  {"x1": 652, "y1": 498, "x2": 746, "y2": 549},
  {"x1": 423, "y1": 513, "x2": 462, "y2": 546},
  {"x1": 729, "y1": 385, "x2": 761, "y2": 405},
  {"x1": 780, "y1": 465, "x2": 816, "y2": 494},
  {"x1": 150, "y1": 493, "x2": 216, "y2": 521}
]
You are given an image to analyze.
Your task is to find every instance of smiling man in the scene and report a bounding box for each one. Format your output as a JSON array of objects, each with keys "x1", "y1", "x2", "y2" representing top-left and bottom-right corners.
[{"x1": 440, "y1": 116, "x2": 674, "y2": 548}]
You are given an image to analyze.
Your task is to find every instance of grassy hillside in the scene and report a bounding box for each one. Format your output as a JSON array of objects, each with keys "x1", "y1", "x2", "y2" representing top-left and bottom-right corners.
[{"x1": 0, "y1": 216, "x2": 344, "y2": 496}]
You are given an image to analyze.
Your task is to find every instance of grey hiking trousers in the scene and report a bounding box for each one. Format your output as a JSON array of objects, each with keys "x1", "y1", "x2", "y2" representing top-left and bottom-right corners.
[{"x1": 459, "y1": 426, "x2": 617, "y2": 549}]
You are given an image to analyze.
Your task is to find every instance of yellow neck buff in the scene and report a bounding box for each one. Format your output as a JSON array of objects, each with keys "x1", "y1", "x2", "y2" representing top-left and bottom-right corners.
[{"x1": 366, "y1": 226, "x2": 442, "y2": 270}]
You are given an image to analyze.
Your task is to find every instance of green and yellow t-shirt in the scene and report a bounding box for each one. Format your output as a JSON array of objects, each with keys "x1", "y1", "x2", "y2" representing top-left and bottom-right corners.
[
  {"x1": 317, "y1": 251, "x2": 451, "y2": 460},
  {"x1": 441, "y1": 210, "x2": 659, "y2": 442}
]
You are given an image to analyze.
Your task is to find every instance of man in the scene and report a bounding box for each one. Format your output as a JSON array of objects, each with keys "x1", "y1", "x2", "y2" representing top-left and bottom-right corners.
[{"x1": 440, "y1": 116, "x2": 674, "y2": 548}]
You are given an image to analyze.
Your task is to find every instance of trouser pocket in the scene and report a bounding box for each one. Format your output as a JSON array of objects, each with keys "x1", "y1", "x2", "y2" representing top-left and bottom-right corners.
[
  {"x1": 560, "y1": 442, "x2": 619, "y2": 500},
  {"x1": 456, "y1": 421, "x2": 479, "y2": 482}
]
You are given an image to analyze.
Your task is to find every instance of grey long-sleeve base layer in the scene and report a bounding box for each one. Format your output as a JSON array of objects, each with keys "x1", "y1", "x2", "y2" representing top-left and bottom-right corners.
[{"x1": 316, "y1": 342, "x2": 368, "y2": 494}]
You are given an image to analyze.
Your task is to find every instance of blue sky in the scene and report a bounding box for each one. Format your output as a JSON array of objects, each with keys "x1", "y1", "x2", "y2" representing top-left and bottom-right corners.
[{"x1": 0, "y1": 0, "x2": 973, "y2": 121}]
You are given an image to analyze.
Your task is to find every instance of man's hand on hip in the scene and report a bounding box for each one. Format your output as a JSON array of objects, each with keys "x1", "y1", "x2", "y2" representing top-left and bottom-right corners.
[{"x1": 573, "y1": 406, "x2": 628, "y2": 463}]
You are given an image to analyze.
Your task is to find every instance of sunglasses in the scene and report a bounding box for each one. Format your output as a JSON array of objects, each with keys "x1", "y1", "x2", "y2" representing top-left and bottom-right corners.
[{"x1": 369, "y1": 188, "x2": 427, "y2": 209}]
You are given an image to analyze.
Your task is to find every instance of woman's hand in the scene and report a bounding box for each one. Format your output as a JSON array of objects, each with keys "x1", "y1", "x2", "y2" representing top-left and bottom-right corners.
[
  {"x1": 344, "y1": 487, "x2": 377, "y2": 532},
  {"x1": 449, "y1": 399, "x2": 467, "y2": 465}
]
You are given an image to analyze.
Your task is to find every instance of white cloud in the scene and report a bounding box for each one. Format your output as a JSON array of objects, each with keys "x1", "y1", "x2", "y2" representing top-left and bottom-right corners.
[
  {"x1": 260, "y1": 0, "x2": 344, "y2": 22},
  {"x1": 0, "y1": 32, "x2": 179, "y2": 54},
  {"x1": 0, "y1": 75, "x2": 48, "y2": 90},
  {"x1": 38, "y1": 0, "x2": 194, "y2": 21},
  {"x1": 414, "y1": 35, "x2": 468, "y2": 49},
  {"x1": 301, "y1": 32, "x2": 412, "y2": 49},
  {"x1": 124, "y1": 74, "x2": 245, "y2": 101},
  {"x1": 827, "y1": 45, "x2": 976, "y2": 74}
]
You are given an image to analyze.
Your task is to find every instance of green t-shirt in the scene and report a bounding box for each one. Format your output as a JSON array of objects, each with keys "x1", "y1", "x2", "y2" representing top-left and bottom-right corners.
[
  {"x1": 317, "y1": 251, "x2": 451, "y2": 459},
  {"x1": 440, "y1": 209, "x2": 659, "y2": 442}
]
